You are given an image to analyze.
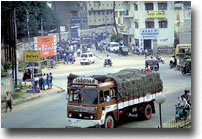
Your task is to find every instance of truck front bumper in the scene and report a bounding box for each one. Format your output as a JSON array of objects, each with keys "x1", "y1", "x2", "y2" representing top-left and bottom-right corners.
[{"x1": 66, "y1": 118, "x2": 102, "y2": 128}]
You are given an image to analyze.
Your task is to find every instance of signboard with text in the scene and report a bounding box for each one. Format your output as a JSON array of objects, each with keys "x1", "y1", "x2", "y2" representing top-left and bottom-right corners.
[
  {"x1": 34, "y1": 36, "x2": 57, "y2": 58},
  {"x1": 141, "y1": 28, "x2": 159, "y2": 35},
  {"x1": 24, "y1": 50, "x2": 40, "y2": 62},
  {"x1": 147, "y1": 11, "x2": 165, "y2": 18}
]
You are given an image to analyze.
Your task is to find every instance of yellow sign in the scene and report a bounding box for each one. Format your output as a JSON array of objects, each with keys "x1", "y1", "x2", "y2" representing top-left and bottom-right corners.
[
  {"x1": 24, "y1": 50, "x2": 40, "y2": 62},
  {"x1": 147, "y1": 11, "x2": 165, "y2": 18}
]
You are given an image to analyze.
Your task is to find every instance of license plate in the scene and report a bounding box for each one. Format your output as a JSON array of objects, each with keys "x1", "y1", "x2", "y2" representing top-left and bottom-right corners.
[{"x1": 68, "y1": 119, "x2": 81, "y2": 123}]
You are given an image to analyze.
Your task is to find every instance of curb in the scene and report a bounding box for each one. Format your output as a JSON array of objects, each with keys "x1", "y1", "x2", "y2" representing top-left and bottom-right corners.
[{"x1": 1, "y1": 85, "x2": 65, "y2": 110}]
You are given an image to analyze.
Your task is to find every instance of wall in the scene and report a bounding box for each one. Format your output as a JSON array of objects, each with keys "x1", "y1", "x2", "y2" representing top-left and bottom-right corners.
[{"x1": 1, "y1": 76, "x2": 15, "y2": 99}]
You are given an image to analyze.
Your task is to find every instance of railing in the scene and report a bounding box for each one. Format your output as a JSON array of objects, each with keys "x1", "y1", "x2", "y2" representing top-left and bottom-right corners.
[{"x1": 162, "y1": 116, "x2": 191, "y2": 128}]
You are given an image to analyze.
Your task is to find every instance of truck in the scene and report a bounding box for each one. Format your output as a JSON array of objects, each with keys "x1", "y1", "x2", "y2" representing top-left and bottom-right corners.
[{"x1": 66, "y1": 69, "x2": 163, "y2": 128}]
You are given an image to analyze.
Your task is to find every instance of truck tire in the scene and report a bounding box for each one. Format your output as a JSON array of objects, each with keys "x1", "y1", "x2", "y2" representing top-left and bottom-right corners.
[
  {"x1": 105, "y1": 115, "x2": 114, "y2": 128},
  {"x1": 143, "y1": 104, "x2": 152, "y2": 120}
]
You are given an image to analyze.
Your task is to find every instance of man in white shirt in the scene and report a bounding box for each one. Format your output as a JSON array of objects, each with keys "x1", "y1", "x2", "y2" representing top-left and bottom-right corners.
[{"x1": 5, "y1": 91, "x2": 13, "y2": 112}]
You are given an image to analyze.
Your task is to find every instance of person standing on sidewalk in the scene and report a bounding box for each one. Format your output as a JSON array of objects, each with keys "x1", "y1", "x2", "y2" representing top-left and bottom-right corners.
[
  {"x1": 42, "y1": 73, "x2": 46, "y2": 90},
  {"x1": 5, "y1": 91, "x2": 13, "y2": 112},
  {"x1": 49, "y1": 73, "x2": 53, "y2": 89},
  {"x1": 46, "y1": 73, "x2": 50, "y2": 89}
]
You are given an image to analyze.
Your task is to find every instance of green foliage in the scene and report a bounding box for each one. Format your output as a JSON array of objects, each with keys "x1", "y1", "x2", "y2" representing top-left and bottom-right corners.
[
  {"x1": 183, "y1": 55, "x2": 191, "y2": 60},
  {"x1": 1, "y1": 1, "x2": 60, "y2": 38},
  {"x1": 13, "y1": 91, "x2": 24, "y2": 99},
  {"x1": 110, "y1": 34, "x2": 123, "y2": 42},
  {"x1": 3, "y1": 61, "x2": 12, "y2": 71}
]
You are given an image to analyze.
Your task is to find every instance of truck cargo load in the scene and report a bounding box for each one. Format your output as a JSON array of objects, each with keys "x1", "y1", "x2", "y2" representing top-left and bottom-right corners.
[{"x1": 68, "y1": 68, "x2": 163, "y2": 101}]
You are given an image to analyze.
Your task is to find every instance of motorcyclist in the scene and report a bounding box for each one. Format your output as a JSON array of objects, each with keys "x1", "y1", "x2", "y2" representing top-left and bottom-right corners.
[
  {"x1": 170, "y1": 55, "x2": 176, "y2": 68},
  {"x1": 106, "y1": 55, "x2": 111, "y2": 64},
  {"x1": 184, "y1": 90, "x2": 191, "y2": 105},
  {"x1": 177, "y1": 95, "x2": 190, "y2": 115}
]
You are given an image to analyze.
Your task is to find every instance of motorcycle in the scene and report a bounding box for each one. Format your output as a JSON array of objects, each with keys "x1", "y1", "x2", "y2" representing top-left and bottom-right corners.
[
  {"x1": 169, "y1": 61, "x2": 176, "y2": 69},
  {"x1": 182, "y1": 59, "x2": 191, "y2": 75},
  {"x1": 175, "y1": 105, "x2": 191, "y2": 121},
  {"x1": 157, "y1": 57, "x2": 165, "y2": 64},
  {"x1": 104, "y1": 59, "x2": 112, "y2": 67}
]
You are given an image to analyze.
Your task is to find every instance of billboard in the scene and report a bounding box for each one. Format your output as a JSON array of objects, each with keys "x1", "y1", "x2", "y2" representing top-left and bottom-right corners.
[
  {"x1": 24, "y1": 50, "x2": 40, "y2": 62},
  {"x1": 34, "y1": 36, "x2": 57, "y2": 58},
  {"x1": 147, "y1": 11, "x2": 165, "y2": 18}
]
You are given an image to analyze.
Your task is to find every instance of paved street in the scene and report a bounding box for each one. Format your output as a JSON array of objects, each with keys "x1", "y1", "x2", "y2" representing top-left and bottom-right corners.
[{"x1": 1, "y1": 46, "x2": 191, "y2": 128}]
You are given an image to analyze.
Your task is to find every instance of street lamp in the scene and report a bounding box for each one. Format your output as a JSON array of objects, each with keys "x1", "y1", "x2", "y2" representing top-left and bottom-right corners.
[{"x1": 155, "y1": 93, "x2": 166, "y2": 128}]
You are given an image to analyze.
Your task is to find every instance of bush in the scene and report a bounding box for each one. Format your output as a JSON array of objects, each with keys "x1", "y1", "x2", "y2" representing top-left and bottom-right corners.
[
  {"x1": 110, "y1": 34, "x2": 123, "y2": 42},
  {"x1": 4, "y1": 61, "x2": 12, "y2": 71},
  {"x1": 13, "y1": 91, "x2": 24, "y2": 99}
]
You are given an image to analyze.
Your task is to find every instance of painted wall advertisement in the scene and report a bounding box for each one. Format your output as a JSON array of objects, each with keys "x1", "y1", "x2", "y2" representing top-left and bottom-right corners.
[
  {"x1": 147, "y1": 11, "x2": 165, "y2": 18},
  {"x1": 24, "y1": 50, "x2": 40, "y2": 62},
  {"x1": 34, "y1": 36, "x2": 57, "y2": 58}
]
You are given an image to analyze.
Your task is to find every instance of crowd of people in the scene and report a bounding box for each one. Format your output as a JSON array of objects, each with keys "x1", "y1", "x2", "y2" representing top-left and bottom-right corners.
[{"x1": 33, "y1": 73, "x2": 53, "y2": 92}]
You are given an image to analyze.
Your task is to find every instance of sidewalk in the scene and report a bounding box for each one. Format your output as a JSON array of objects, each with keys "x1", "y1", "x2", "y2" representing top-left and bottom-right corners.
[{"x1": 1, "y1": 85, "x2": 65, "y2": 110}]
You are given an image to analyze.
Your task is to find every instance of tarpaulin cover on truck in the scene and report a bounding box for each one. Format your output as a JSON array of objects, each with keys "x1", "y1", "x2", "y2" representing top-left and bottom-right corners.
[{"x1": 68, "y1": 69, "x2": 163, "y2": 101}]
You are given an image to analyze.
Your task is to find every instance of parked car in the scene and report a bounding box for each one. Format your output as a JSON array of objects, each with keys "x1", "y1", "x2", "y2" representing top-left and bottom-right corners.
[
  {"x1": 80, "y1": 53, "x2": 95, "y2": 65},
  {"x1": 108, "y1": 42, "x2": 120, "y2": 53},
  {"x1": 119, "y1": 45, "x2": 129, "y2": 56}
]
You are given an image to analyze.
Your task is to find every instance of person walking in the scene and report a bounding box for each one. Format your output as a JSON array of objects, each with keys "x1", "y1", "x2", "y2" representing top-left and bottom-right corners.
[{"x1": 5, "y1": 91, "x2": 13, "y2": 112}]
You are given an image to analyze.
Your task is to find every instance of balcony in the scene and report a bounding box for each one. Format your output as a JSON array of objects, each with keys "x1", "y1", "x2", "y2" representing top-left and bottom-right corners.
[
  {"x1": 120, "y1": 27, "x2": 134, "y2": 35},
  {"x1": 121, "y1": 11, "x2": 134, "y2": 18}
]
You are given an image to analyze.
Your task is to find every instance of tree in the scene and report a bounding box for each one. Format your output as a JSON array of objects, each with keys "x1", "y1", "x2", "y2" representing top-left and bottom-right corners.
[{"x1": 1, "y1": 1, "x2": 60, "y2": 39}]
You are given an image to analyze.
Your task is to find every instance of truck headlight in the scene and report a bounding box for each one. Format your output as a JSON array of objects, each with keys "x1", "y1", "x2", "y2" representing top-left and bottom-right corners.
[
  {"x1": 69, "y1": 113, "x2": 72, "y2": 118},
  {"x1": 79, "y1": 113, "x2": 82, "y2": 117},
  {"x1": 90, "y1": 115, "x2": 94, "y2": 120}
]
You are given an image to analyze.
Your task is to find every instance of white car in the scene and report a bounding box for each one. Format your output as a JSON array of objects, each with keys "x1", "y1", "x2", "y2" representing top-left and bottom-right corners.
[
  {"x1": 108, "y1": 42, "x2": 120, "y2": 53},
  {"x1": 80, "y1": 53, "x2": 95, "y2": 65}
]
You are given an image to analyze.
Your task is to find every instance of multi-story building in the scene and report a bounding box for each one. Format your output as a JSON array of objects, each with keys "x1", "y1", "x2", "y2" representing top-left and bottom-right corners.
[
  {"x1": 174, "y1": 2, "x2": 191, "y2": 45},
  {"x1": 87, "y1": 1, "x2": 114, "y2": 28},
  {"x1": 51, "y1": 1, "x2": 88, "y2": 31},
  {"x1": 120, "y1": 1, "x2": 175, "y2": 54}
]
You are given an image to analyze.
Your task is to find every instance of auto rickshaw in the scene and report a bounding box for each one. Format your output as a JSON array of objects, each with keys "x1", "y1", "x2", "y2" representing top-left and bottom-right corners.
[
  {"x1": 181, "y1": 59, "x2": 191, "y2": 75},
  {"x1": 145, "y1": 59, "x2": 159, "y2": 71}
]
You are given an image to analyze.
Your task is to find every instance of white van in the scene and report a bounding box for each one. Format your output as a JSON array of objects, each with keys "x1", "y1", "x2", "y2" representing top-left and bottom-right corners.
[
  {"x1": 108, "y1": 42, "x2": 120, "y2": 53},
  {"x1": 80, "y1": 53, "x2": 95, "y2": 65}
]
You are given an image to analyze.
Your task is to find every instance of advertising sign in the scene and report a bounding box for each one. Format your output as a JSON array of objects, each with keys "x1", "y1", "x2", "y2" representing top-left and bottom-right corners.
[
  {"x1": 147, "y1": 11, "x2": 165, "y2": 18},
  {"x1": 34, "y1": 36, "x2": 56, "y2": 58},
  {"x1": 24, "y1": 50, "x2": 40, "y2": 62},
  {"x1": 141, "y1": 28, "x2": 159, "y2": 35},
  {"x1": 60, "y1": 26, "x2": 66, "y2": 32}
]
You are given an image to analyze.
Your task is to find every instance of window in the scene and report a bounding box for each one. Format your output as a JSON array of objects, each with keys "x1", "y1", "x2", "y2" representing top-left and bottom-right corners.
[
  {"x1": 135, "y1": 39, "x2": 139, "y2": 46},
  {"x1": 93, "y1": 11, "x2": 96, "y2": 15},
  {"x1": 134, "y1": 22, "x2": 138, "y2": 28},
  {"x1": 145, "y1": 3, "x2": 153, "y2": 11},
  {"x1": 145, "y1": 21, "x2": 154, "y2": 28},
  {"x1": 158, "y1": 3, "x2": 167, "y2": 10},
  {"x1": 106, "y1": 10, "x2": 109, "y2": 15},
  {"x1": 71, "y1": 11, "x2": 78, "y2": 16},
  {"x1": 88, "y1": 11, "x2": 92, "y2": 16},
  {"x1": 102, "y1": 11, "x2": 105, "y2": 15},
  {"x1": 134, "y1": 4, "x2": 138, "y2": 11},
  {"x1": 159, "y1": 21, "x2": 168, "y2": 28},
  {"x1": 98, "y1": 11, "x2": 101, "y2": 15}
]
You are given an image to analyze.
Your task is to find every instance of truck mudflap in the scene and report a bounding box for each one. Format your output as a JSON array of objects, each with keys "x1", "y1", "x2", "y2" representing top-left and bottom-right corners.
[{"x1": 66, "y1": 118, "x2": 101, "y2": 128}]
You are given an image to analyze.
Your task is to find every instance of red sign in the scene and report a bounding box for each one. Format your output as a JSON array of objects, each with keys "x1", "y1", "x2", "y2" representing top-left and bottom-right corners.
[{"x1": 36, "y1": 36, "x2": 54, "y2": 58}]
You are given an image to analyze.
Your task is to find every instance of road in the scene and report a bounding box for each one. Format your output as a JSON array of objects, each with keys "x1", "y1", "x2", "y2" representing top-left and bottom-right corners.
[{"x1": 1, "y1": 46, "x2": 191, "y2": 128}]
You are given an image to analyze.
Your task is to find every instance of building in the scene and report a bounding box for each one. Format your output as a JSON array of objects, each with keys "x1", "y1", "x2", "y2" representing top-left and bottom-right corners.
[
  {"x1": 51, "y1": 1, "x2": 88, "y2": 32},
  {"x1": 115, "y1": 2, "x2": 125, "y2": 33},
  {"x1": 120, "y1": 1, "x2": 175, "y2": 54},
  {"x1": 174, "y1": 2, "x2": 191, "y2": 45}
]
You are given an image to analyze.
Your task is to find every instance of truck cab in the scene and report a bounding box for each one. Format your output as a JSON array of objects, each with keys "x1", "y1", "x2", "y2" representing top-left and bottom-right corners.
[{"x1": 67, "y1": 77, "x2": 118, "y2": 128}]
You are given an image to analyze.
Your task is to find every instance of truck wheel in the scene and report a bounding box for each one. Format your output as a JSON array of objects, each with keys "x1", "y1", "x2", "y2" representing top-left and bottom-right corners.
[
  {"x1": 143, "y1": 104, "x2": 152, "y2": 120},
  {"x1": 105, "y1": 115, "x2": 114, "y2": 128}
]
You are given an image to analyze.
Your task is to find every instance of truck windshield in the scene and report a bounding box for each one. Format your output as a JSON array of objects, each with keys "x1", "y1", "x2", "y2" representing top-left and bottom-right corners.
[
  {"x1": 69, "y1": 88, "x2": 82, "y2": 103},
  {"x1": 83, "y1": 89, "x2": 98, "y2": 104}
]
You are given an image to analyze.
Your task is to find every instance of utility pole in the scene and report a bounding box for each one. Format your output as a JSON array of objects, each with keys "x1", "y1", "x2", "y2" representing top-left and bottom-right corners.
[
  {"x1": 41, "y1": 17, "x2": 43, "y2": 36},
  {"x1": 26, "y1": 9, "x2": 31, "y2": 49}
]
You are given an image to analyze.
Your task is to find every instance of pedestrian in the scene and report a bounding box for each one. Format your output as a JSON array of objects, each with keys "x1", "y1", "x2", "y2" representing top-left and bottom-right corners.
[
  {"x1": 39, "y1": 75, "x2": 43, "y2": 90},
  {"x1": 144, "y1": 49, "x2": 148, "y2": 59},
  {"x1": 43, "y1": 73, "x2": 46, "y2": 90},
  {"x1": 49, "y1": 73, "x2": 53, "y2": 89},
  {"x1": 5, "y1": 91, "x2": 13, "y2": 112},
  {"x1": 46, "y1": 73, "x2": 50, "y2": 89}
]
